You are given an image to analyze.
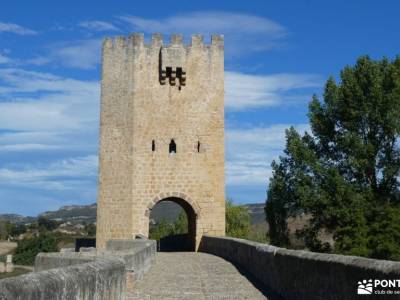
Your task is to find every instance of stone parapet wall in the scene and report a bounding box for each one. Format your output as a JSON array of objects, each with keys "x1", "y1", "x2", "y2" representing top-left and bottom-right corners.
[
  {"x1": 200, "y1": 235, "x2": 400, "y2": 300},
  {"x1": 34, "y1": 252, "x2": 95, "y2": 272},
  {"x1": 106, "y1": 239, "x2": 156, "y2": 279},
  {"x1": 0, "y1": 239, "x2": 156, "y2": 300},
  {"x1": 0, "y1": 258, "x2": 126, "y2": 300}
]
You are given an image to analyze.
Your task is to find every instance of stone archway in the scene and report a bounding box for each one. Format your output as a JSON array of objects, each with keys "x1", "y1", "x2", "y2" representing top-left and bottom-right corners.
[{"x1": 145, "y1": 193, "x2": 199, "y2": 251}]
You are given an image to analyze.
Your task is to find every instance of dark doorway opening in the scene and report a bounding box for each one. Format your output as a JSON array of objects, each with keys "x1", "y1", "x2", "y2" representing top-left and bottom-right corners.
[{"x1": 149, "y1": 197, "x2": 196, "y2": 251}]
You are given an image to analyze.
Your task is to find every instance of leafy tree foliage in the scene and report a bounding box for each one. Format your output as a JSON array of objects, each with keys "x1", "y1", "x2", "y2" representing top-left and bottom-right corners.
[
  {"x1": 173, "y1": 211, "x2": 188, "y2": 234},
  {"x1": 149, "y1": 219, "x2": 175, "y2": 241},
  {"x1": 10, "y1": 224, "x2": 27, "y2": 237},
  {"x1": 85, "y1": 223, "x2": 96, "y2": 237},
  {"x1": 37, "y1": 217, "x2": 59, "y2": 232},
  {"x1": 266, "y1": 56, "x2": 400, "y2": 260},
  {"x1": 13, "y1": 234, "x2": 58, "y2": 265},
  {"x1": 149, "y1": 212, "x2": 188, "y2": 241},
  {"x1": 226, "y1": 200, "x2": 251, "y2": 238},
  {"x1": 0, "y1": 221, "x2": 27, "y2": 240}
]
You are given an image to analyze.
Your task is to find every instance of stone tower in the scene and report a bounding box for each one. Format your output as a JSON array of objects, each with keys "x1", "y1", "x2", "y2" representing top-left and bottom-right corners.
[{"x1": 96, "y1": 33, "x2": 225, "y2": 250}]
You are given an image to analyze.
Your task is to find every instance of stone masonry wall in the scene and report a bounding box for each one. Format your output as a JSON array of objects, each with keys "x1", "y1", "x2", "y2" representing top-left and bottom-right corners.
[
  {"x1": 97, "y1": 33, "x2": 226, "y2": 249},
  {"x1": 0, "y1": 239, "x2": 156, "y2": 300},
  {"x1": 0, "y1": 258, "x2": 126, "y2": 300},
  {"x1": 200, "y1": 235, "x2": 400, "y2": 300}
]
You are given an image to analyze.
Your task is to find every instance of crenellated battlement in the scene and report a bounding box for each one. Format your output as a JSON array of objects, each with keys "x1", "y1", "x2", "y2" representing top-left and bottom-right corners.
[
  {"x1": 102, "y1": 33, "x2": 223, "y2": 88},
  {"x1": 103, "y1": 33, "x2": 224, "y2": 49}
]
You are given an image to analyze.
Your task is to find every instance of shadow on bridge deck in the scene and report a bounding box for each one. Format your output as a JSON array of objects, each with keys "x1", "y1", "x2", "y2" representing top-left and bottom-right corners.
[{"x1": 232, "y1": 261, "x2": 284, "y2": 300}]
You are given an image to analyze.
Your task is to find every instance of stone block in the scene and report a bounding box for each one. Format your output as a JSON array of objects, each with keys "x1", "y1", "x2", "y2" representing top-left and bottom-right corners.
[{"x1": 5, "y1": 262, "x2": 13, "y2": 273}]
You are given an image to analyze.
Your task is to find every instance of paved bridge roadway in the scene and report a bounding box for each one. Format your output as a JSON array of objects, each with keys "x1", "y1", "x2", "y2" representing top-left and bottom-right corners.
[{"x1": 127, "y1": 252, "x2": 274, "y2": 299}]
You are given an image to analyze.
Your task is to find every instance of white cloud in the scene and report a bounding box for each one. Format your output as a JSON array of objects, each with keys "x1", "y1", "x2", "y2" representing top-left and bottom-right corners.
[
  {"x1": 225, "y1": 71, "x2": 321, "y2": 110},
  {"x1": 50, "y1": 39, "x2": 102, "y2": 70},
  {"x1": 0, "y1": 22, "x2": 37, "y2": 35},
  {"x1": 0, "y1": 67, "x2": 99, "y2": 211},
  {"x1": 0, "y1": 54, "x2": 12, "y2": 64},
  {"x1": 226, "y1": 124, "x2": 309, "y2": 186},
  {"x1": 79, "y1": 20, "x2": 119, "y2": 32},
  {"x1": 120, "y1": 11, "x2": 287, "y2": 57},
  {"x1": 0, "y1": 68, "x2": 99, "y2": 96},
  {"x1": 0, "y1": 68, "x2": 99, "y2": 152},
  {"x1": 0, "y1": 131, "x2": 68, "y2": 153},
  {"x1": 0, "y1": 155, "x2": 98, "y2": 190},
  {"x1": 27, "y1": 12, "x2": 286, "y2": 70},
  {"x1": 26, "y1": 56, "x2": 52, "y2": 66},
  {"x1": 26, "y1": 39, "x2": 102, "y2": 70},
  {"x1": 0, "y1": 143, "x2": 60, "y2": 152}
]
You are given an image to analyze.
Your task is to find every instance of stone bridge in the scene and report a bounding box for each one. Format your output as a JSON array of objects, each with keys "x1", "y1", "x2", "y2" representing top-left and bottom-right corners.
[
  {"x1": 1, "y1": 236, "x2": 400, "y2": 300},
  {"x1": 126, "y1": 252, "x2": 270, "y2": 299}
]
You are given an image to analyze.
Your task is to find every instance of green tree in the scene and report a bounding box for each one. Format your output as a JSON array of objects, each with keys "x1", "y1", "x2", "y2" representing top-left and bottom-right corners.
[
  {"x1": 149, "y1": 219, "x2": 175, "y2": 241},
  {"x1": 0, "y1": 221, "x2": 8, "y2": 240},
  {"x1": 37, "y1": 217, "x2": 59, "y2": 232},
  {"x1": 0, "y1": 222, "x2": 26, "y2": 240},
  {"x1": 13, "y1": 234, "x2": 58, "y2": 265},
  {"x1": 266, "y1": 56, "x2": 400, "y2": 260},
  {"x1": 85, "y1": 223, "x2": 96, "y2": 237},
  {"x1": 149, "y1": 211, "x2": 189, "y2": 241},
  {"x1": 226, "y1": 200, "x2": 251, "y2": 238},
  {"x1": 10, "y1": 224, "x2": 27, "y2": 237},
  {"x1": 172, "y1": 212, "x2": 188, "y2": 235}
]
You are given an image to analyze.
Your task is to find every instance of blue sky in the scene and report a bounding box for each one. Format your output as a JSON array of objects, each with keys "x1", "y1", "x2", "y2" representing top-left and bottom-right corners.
[{"x1": 0, "y1": 1, "x2": 399, "y2": 216}]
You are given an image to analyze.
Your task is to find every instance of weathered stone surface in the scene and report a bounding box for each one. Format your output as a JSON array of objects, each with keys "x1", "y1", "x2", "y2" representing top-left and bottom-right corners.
[
  {"x1": 106, "y1": 239, "x2": 155, "y2": 252},
  {"x1": 96, "y1": 33, "x2": 226, "y2": 250},
  {"x1": 0, "y1": 258, "x2": 126, "y2": 300},
  {"x1": 60, "y1": 248, "x2": 75, "y2": 253},
  {"x1": 0, "y1": 239, "x2": 156, "y2": 300},
  {"x1": 35, "y1": 239, "x2": 156, "y2": 278},
  {"x1": 106, "y1": 239, "x2": 157, "y2": 279},
  {"x1": 126, "y1": 252, "x2": 270, "y2": 299},
  {"x1": 200, "y1": 236, "x2": 400, "y2": 300},
  {"x1": 34, "y1": 252, "x2": 95, "y2": 272}
]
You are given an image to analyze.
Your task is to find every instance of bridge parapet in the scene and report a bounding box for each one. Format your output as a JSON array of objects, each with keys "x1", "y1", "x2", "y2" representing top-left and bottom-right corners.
[
  {"x1": 0, "y1": 239, "x2": 156, "y2": 300},
  {"x1": 200, "y1": 235, "x2": 400, "y2": 300}
]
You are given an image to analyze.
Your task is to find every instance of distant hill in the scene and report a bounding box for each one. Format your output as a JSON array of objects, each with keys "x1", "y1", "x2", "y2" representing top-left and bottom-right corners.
[
  {"x1": 245, "y1": 203, "x2": 266, "y2": 224},
  {"x1": 0, "y1": 202, "x2": 266, "y2": 225},
  {"x1": 0, "y1": 204, "x2": 97, "y2": 224},
  {"x1": 0, "y1": 214, "x2": 35, "y2": 224},
  {"x1": 39, "y1": 204, "x2": 97, "y2": 223}
]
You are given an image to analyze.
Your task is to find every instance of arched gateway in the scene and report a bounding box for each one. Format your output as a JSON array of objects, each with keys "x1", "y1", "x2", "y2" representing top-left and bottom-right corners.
[
  {"x1": 96, "y1": 33, "x2": 225, "y2": 250},
  {"x1": 147, "y1": 194, "x2": 198, "y2": 251}
]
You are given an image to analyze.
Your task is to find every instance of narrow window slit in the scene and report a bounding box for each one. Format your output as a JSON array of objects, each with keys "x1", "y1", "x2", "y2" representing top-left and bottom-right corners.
[
  {"x1": 152, "y1": 140, "x2": 155, "y2": 152},
  {"x1": 197, "y1": 141, "x2": 201, "y2": 153},
  {"x1": 169, "y1": 139, "x2": 176, "y2": 154}
]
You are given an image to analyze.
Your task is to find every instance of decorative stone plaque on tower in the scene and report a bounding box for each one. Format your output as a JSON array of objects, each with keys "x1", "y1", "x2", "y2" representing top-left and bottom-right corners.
[{"x1": 96, "y1": 33, "x2": 225, "y2": 250}]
